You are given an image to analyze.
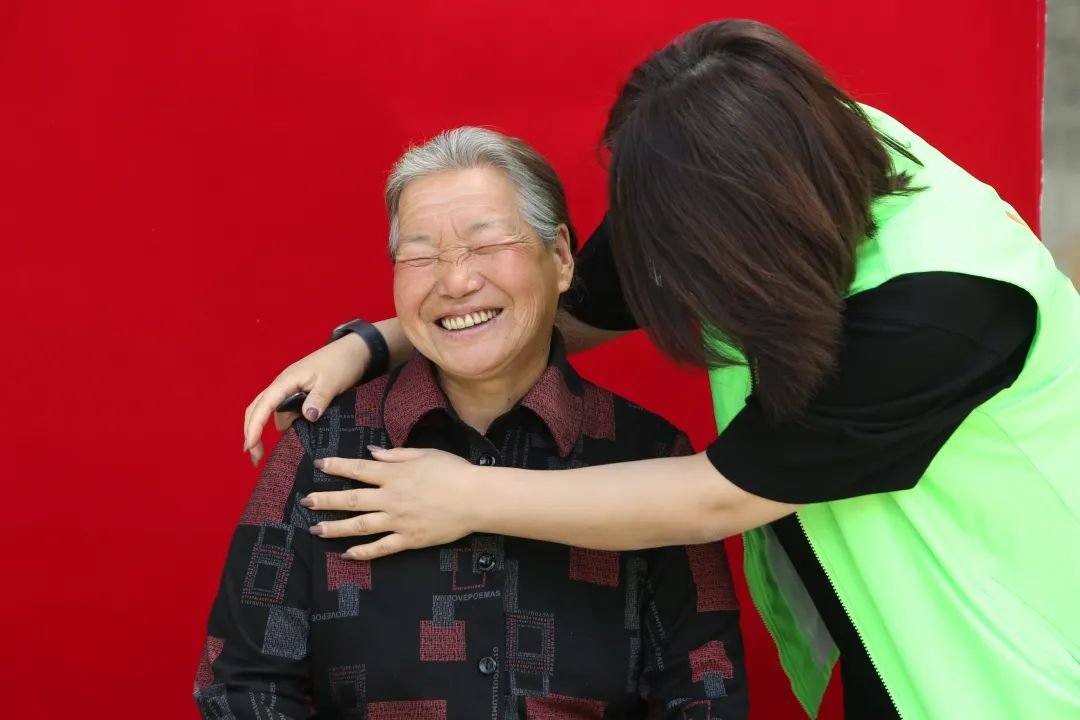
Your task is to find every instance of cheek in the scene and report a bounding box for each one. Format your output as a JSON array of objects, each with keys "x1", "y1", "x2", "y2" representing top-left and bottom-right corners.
[
  {"x1": 393, "y1": 273, "x2": 430, "y2": 323},
  {"x1": 493, "y1": 257, "x2": 559, "y2": 319},
  {"x1": 393, "y1": 279, "x2": 433, "y2": 353}
]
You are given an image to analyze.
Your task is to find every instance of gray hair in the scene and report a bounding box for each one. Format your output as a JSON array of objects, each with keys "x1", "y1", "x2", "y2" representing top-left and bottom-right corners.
[{"x1": 385, "y1": 127, "x2": 577, "y2": 255}]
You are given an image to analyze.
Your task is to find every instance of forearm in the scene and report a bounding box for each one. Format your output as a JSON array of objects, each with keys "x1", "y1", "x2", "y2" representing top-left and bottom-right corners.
[
  {"x1": 373, "y1": 317, "x2": 414, "y2": 369},
  {"x1": 555, "y1": 310, "x2": 628, "y2": 355},
  {"x1": 467, "y1": 453, "x2": 797, "y2": 550},
  {"x1": 328, "y1": 317, "x2": 415, "y2": 386}
]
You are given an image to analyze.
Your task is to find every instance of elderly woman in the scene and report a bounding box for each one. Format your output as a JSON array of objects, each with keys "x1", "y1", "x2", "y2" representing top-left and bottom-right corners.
[{"x1": 195, "y1": 128, "x2": 748, "y2": 720}]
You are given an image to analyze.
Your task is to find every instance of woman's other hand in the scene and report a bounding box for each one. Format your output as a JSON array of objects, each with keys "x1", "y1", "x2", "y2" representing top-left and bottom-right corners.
[{"x1": 243, "y1": 333, "x2": 371, "y2": 465}]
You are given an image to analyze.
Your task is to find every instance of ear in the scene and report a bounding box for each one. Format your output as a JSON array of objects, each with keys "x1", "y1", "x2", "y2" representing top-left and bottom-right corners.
[{"x1": 551, "y1": 225, "x2": 575, "y2": 294}]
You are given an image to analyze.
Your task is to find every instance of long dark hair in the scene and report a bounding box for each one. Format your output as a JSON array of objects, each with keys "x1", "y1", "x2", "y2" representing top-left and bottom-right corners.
[{"x1": 604, "y1": 19, "x2": 921, "y2": 421}]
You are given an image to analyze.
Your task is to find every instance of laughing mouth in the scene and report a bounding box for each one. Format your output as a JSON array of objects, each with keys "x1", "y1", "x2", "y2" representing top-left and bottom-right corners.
[{"x1": 438, "y1": 308, "x2": 503, "y2": 331}]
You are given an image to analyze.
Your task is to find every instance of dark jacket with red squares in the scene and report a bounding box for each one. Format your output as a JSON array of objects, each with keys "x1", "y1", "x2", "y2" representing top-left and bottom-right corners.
[{"x1": 195, "y1": 338, "x2": 748, "y2": 720}]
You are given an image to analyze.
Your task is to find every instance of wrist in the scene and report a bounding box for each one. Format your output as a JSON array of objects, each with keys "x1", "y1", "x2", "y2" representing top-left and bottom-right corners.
[
  {"x1": 459, "y1": 464, "x2": 501, "y2": 534},
  {"x1": 335, "y1": 332, "x2": 371, "y2": 385},
  {"x1": 330, "y1": 319, "x2": 388, "y2": 383}
]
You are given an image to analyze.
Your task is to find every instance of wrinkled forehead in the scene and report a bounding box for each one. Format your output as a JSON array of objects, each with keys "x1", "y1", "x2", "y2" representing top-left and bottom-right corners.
[{"x1": 396, "y1": 180, "x2": 534, "y2": 255}]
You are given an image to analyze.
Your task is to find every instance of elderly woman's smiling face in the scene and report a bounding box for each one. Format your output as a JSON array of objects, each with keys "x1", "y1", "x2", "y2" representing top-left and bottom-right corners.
[{"x1": 392, "y1": 167, "x2": 574, "y2": 382}]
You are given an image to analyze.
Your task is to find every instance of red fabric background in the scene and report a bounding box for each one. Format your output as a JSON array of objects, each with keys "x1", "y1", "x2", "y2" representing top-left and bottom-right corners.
[{"x1": 0, "y1": 1, "x2": 1044, "y2": 717}]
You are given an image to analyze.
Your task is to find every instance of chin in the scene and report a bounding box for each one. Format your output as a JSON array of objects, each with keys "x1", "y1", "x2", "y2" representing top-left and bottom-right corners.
[{"x1": 436, "y1": 355, "x2": 511, "y2": 381}]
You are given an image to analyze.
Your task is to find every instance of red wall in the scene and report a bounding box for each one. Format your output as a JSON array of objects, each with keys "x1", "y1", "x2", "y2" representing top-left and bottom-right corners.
[{"x1": 1, "y1": 1, "x2": 1043, "y2": 717}]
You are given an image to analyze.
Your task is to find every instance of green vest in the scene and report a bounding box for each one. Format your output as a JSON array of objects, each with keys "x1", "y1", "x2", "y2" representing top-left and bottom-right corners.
[{"x1": 708, "y1": 107, "x2": 1080, "y2": 719}]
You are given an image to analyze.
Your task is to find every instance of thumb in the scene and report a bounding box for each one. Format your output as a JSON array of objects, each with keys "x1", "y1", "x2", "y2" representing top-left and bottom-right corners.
[
  {"x1": 274, "y1": 410, "x2": 301, "y2": 432},
  {"x1": 301, "y1": 386, "x2": 334, "y2": 422},
  {"x1": 367, "y1": 445, "x2": 430, "y2": 463}
]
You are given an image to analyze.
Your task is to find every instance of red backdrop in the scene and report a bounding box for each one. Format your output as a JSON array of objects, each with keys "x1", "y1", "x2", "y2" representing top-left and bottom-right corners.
[{"x1": 1, "y1": 1, "x2": 1044, "y2": 717}]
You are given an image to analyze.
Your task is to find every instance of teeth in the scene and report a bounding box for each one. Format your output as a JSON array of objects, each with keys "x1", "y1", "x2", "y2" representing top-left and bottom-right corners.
[{"x1": 439, "y1": 309, "x2": 499, "y2": 331}]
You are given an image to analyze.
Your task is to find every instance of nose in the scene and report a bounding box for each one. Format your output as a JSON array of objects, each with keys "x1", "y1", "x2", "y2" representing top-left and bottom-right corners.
[{"x1": 435, "y1": 255, "x2": 484, "y2": 299}]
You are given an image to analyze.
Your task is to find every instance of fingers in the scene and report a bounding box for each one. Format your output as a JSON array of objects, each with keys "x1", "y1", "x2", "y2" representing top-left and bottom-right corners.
[
  {"x1": 310, "y1": 511, "x2": 391, "y2": 539},
  {"x1": 301, "y1": 385, "x2": 334, "y2": 422},
  {"x1": 313, "y1": 457, "x2": 388, "y2": 485},
  {"x1": 301, "y1": 486, "x2": 382, "y2": 512},
  {"x1": 366, "y1": 446, "x2": 430, "y2": 463},
  {"x1": 249, "y1": 440, "x2": 265, "y2": 467},
  {"x1": 273, "y1": 410, "x2": 300, "y2": 432},
  {"x1": 243, "y1": 391, "x2": 264, "y2": 451},
  {"x1": 243, "y1": 370, "x2": 321, "y2": 454},
  {"x1": 243, "y1": 390, "x2": 280, "y2": 456},
  {"x1": 342, "y1": 534, "x2": 408, "y2": 561}
]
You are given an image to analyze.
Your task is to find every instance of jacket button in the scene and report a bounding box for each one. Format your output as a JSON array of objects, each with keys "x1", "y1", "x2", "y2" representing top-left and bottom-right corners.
[
  {"x1": 477, "y1": 552, "x2": 496, "y2": 572},
  {"x1": 477, "y1": 454, "x2": 497, "y2": 466},
  {"x1": 478, "y1": 656, "x2": 498, "y2": 675}
]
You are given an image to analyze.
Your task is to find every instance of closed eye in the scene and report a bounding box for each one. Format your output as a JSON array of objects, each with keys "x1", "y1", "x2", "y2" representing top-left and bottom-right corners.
[
  {"x1": 396, "y1": 256, "x2": 439, "y2": 268},
  {"x1": 471, "y1": 240, "x2": 524, "y2": 256}
]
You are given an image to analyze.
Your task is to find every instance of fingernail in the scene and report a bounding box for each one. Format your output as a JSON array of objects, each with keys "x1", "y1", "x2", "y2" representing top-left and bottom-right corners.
[
  {"x1": 299, "y1": 496, "x2": 315, "y2": 508},
  {"x1": 308, "y1": 524, "x2": 324, "y2": 536},
  {"x1": 367, "y1": 445, "x2": 384, "y2": 454},
  {"x1": 313, "y1": 458, "x2": 325, "y2": 469},
  {"x1": 339, "y1": 552, "x2": 353, "y2": 560},
  {"x1": 305, "y1": 407, "x2": 320, "y2": 421}
]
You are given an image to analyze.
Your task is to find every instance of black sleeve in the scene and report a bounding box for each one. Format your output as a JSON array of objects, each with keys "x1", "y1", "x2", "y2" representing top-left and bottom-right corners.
[
  {"x1": 194, "y1": 428, "x2": 314, "y2": 719},
  {"x1": 640, "y1": 543, "x2": 748, "y2": 719},
  {"x1": 563, "y1": 215, "x2": 640, "y2": 331},
  {"x1": 706, "y1": 273, "x2": 1037, "y2": 504}
]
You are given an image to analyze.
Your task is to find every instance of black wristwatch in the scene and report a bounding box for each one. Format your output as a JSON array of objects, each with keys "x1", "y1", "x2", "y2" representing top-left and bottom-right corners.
[{"x1": 330, "y1": 319, "x2": 390, "y2": 383}]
